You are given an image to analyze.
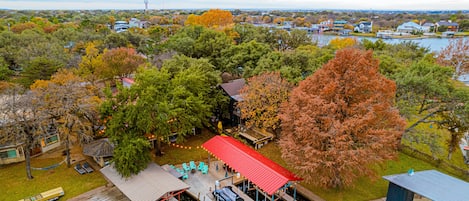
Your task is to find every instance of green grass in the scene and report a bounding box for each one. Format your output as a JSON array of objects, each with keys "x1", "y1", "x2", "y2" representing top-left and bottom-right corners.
[
  {"x1": 152, "y1": 129, "x2": 216, "y2": 165},
  {"x1": 0, "y1": 157, "x2": 107, "y2": 201},
  {"x1": 257, "y1": 141, "x2": 466, "y2": 201}
]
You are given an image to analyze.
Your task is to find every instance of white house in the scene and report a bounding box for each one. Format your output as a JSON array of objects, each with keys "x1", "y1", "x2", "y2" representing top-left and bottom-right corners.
[
  {"x1": 396, "y1": 21, "x2": 424, "y2": 33},
  {"x1": 354, "y1": 21, "x2": 373, "y2": 33},
  {"x1": 422, "y1": 22, "x2": 435, "y2": 33}
]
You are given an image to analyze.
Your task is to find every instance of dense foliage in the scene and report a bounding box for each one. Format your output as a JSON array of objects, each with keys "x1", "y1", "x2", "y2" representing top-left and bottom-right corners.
[{"x1": 279, "y1": 49, "x2": 406, "y2": 188}]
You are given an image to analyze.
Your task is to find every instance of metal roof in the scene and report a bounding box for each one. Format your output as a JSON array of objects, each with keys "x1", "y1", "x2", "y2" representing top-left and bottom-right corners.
[
  {"x1": 220, "y1": 79, "x2": 245, "y2": 97},
  {"x1": 101, "y1": 163, "x2": 190, "y2": 201},
  {"x1": 83, "y1": 138, "x2": 114, "y2": 157},
  {"x1": 202, "y1": 135, "x2": 302, "y2": 195},
  {"x1": 383, "y1": 170, "x2": 469, "y2": 201}
]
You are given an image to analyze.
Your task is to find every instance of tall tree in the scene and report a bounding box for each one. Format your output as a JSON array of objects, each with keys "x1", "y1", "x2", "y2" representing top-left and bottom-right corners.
[
  {"x1": 237, "y1": 72, "x2": 292, "y2": 136},
  {"x1": 101, "y1": 56, "x2": 222, "y2": 177},
  {"x1": 279, "y1": 48, "x2": 406, "y2": 188},
  {"x1": 0, "y1": 84, "x2": 42, "y2": 179},
  {"x1": 184, "y1": 9, "x2": 233, "y2": 28},
  {"x1": 437, "y1": 38, "x2": 469, "y2": 79},
  {"x1": 31, "y1": 70, "x2": 101, "y2": 167},
  {"x1": 98, "y1": 47, "x2": 146, "y2": 81}
]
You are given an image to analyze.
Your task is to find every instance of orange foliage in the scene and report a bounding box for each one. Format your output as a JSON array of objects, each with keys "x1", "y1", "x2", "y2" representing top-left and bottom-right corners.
[
  {"x1": 279, "y1": 49, "x2": 406, "y2": 188},
  {"x1": 184, "y1": 9, "x2": 233, "y2": 28},
  {"x1": 237, "y1": 72, "x2": 292, "y2": 133},
  {"x1": 10, "y1": 22, "x2": 38, "y2": 33}
]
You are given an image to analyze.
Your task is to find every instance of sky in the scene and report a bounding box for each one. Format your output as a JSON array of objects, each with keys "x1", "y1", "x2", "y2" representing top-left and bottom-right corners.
[{"x1": 1, "y1": 0, "x2": 468, "y2": 10}]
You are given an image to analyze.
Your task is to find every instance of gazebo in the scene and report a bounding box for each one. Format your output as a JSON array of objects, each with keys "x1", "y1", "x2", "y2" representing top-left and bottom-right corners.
[
  {"x1": 82, "y1": 138, "x2": 114, "y2": 167},
  {"x1": 202, "y1": 135, "x2": 302, "y2": 201}
]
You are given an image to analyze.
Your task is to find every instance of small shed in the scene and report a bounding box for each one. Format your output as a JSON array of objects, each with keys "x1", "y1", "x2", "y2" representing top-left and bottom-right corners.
[
  {"x1": 220, "y1": 78, "x2": 245, "y2": 126},
  {"x1": 0, "y1": 142, "x2": 25, "y2": 165},
  {"x1": 101, "y1": 163, "x2": 190, "y2": 201},
  {"x1": 383, "y1": 169, "x2": 469, "y2": 201},
  {"x1": 83, "y1": 138, "x2": 114, "y2": 167}
]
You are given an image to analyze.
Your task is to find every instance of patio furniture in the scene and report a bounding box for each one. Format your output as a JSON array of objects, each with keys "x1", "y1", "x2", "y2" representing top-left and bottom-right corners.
[
  {"x1": 190, "y1": 161, "x2": 197, "y2": 171},
  {"x1": 74, "y1": 164, "x2": 86, "y2": 174},
  {"x1": 202, "y1": 164, "x2": 209, "y2": 174},
  {"x1": 182, "y1": 163, "x2": 191, "y2": 172},
  {"x1": 82, "y1": 162, "x2": 94, "y2": 173},
  {"x1": 198, "y1": 161, "x2": 205, "y2": 171}
]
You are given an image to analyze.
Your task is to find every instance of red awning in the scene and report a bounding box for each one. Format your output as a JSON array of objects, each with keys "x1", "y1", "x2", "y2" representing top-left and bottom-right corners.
[{"x1": 202, "y1": 135, "x2": 302, "y2": 195}]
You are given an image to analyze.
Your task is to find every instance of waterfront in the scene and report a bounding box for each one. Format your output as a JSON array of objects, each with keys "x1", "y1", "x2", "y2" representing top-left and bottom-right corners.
[{"x1": 311, "y1": 34, "x2": 465, "y2": 52}]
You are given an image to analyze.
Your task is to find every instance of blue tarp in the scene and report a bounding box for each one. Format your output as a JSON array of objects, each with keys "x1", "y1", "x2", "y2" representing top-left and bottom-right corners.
[{"x1": 383, "y1": 170, "x2": 469, "y2": 201}]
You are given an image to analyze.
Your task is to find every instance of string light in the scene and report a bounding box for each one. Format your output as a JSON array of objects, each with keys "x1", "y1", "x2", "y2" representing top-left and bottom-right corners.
[{"x1": 170, "y1": 143, "x2": 203, "y2": 150}]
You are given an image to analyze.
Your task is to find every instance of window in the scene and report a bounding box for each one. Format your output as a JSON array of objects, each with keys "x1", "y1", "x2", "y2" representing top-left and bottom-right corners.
[
  {"x1": 0, "y1": 149, "x2": 17, "y2": 159},
  {"x1": 45, "y1": 135, "x2": 59, "y2": 145}
]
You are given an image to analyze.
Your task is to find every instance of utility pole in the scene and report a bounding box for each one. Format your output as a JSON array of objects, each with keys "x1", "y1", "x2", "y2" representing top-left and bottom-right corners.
[{"x1": 144, "y1": 0, "x2": 148, "y2": 13}]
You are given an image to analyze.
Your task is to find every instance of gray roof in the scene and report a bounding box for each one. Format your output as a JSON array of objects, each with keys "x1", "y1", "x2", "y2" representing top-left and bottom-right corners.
[
  {"x1": 101, "y1": 163, "x2": 190, "y2": 201},
  {"x1": 437, "y1": 21, "x2": 459, "y2": 26},
  {"x1": 220, "y1": 78, "x2": 245, "y2": 97},
  {"x1": 383, "y1": 170, "x2": 469, "y2": 201},
  {"x1": 83, "y1": 138, "x2": 114, "y2": 157}
]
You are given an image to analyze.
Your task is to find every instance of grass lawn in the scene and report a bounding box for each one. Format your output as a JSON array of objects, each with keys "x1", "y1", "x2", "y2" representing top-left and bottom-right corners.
[
  {"x1": 153, "y1": 129, "x2": 468, "y2": 201},
  {"x1": 152, "y1": 129, "x2": 217, "y2": 165},
  {"x1": 0, "y1": 157, "x2": 107, "y2": 201},
  {"x1": 258, "y1": 141, "x2": 465, "y2": 201}
]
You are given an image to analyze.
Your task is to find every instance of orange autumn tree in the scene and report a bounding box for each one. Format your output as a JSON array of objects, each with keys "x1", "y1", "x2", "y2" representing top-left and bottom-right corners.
[
  {"x1": 237, "y1": 72, "x2": 292, "y2": 136},
  {"x1": 97, "y1": 47, "x2": 146, "y2": 80},
  {"x1": 279, "y1": 48, "x2": 406, "y2": 188},
  {"x1": 184, "y1": 9, "x2": 233, "y2": 28}
]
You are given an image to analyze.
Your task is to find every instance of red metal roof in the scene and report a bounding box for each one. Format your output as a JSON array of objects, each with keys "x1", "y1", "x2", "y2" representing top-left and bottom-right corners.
[{"x1": 202, "y1": 135, "x2": 302, "y2": 195}]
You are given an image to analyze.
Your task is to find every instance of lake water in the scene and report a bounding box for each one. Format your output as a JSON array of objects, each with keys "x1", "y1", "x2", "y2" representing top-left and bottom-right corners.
[{"x1": 311, "y1": 34, "x2": 464, "y2": 52}]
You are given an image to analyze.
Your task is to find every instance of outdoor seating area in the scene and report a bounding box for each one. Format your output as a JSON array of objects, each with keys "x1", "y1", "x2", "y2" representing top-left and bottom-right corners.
[
  {"x1": 74, "y1": 162, "x2": 94, "y2": 174},
  {"x1": 167, "y1": 161, "x2": 209, "y2": 180}
]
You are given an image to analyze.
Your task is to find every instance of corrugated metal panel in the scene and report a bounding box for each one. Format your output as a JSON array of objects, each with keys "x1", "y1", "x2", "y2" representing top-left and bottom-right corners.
[
  {"x1": 101, "y1": 163, "x2": 190, "y2": 201},
  {"x1": 202, "y1": 135, "x2": 302, "y2": 195},
  {"x1": 383, "y1": 170, "x2": 469, "y2": 201}
]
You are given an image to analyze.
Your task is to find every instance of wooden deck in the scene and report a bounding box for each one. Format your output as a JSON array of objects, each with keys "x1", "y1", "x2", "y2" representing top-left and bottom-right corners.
[
  {"x1": 180, "y1": 160, "x2": 251, "y2": 201},
  {"x1": 238, "y1": 128, "x2": 275, "y2": 149}
]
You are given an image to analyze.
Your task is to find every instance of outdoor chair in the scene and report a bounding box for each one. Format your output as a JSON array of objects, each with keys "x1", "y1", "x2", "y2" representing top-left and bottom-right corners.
[
  {"x1": 176, "y1": 168, "x2": 184, "y2": 174},
  {"x1": 74, "y1": 164, "x2": 86, "y2": 175},
  {"x1": 182, "y1": 172, "x2": 189, "y2": 180},
  {"x1": 198, "y1": 161, "x2": 205, "y2": 171},
  {"x1": 182, "y1": 163, "x2": 191, "y2": 172},
  {"x1": 82, "y1": 162, "x2": 94, "y2": 173},
  {"x1": 190, "y1": 161, "x2": 197, "y2": 170},
  {"x1": 202, "y1": 164, "x2": 209, "y2": 174},
  {"x1": 175, "y1": 168, "x2": 189, "y2": 180},
  {"x1": 169, "y1": 164, "x2": 176, "y2": 169}
]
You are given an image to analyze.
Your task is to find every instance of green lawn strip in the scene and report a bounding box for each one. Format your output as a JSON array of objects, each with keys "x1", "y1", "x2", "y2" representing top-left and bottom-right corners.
[
  {"x1": 153, "y1": 129, "x2": 216, "y2": 165},
  {"x1": 404, "y1": 116, "x2": 468, "y2": 168},
  {"x1": 0, "y1": 157, "x2": 107, "y2": 201},
  {"x1": 257, "y1": 142, "x2": 461, "y2": 201}
]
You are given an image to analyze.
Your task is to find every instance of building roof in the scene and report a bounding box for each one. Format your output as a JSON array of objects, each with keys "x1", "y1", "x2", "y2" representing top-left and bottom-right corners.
[
  {"x1": 437, "y1": 21, "x2": 459, "y2": 26},
  {"x1": 83, "y1": 138, "x2": 114, "y2": 157},
  {"x1": 101, "y1": 163, "x2": 190, "y2": 201},
  {"x1": 202, "y1": 135, "x2": 302, "y2": 195},
  {"x1": 122, "y1": 77, "x2": 135, "y2": 85},
  {"x1": 220, "y1": 78, "x2": 245, "y2": 97},
  {"x1": 383, "y1": 170, "x2": 469, "y2": 201},
  {"x1": 397, "y1": 21, "x2": 423, "y2": 30}
]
